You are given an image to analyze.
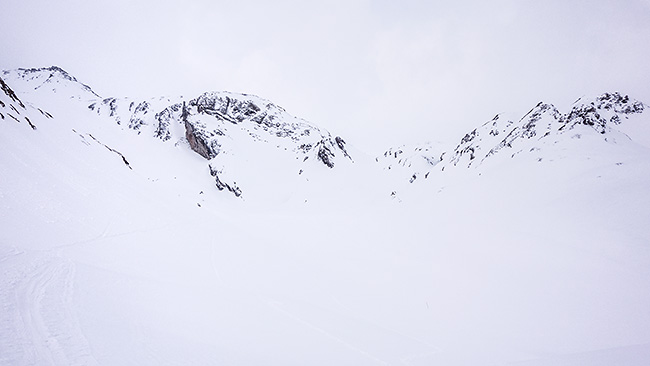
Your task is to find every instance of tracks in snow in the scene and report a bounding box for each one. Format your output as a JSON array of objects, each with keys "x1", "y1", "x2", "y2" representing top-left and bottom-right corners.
[{"x1": 1, "y1": 252, "x2": 99, "y2": 365}]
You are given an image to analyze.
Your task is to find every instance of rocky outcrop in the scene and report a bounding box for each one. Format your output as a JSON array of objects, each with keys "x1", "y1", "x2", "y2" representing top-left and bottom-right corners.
[
  {"x1": 561, "y1": 92, "x2": 645, "y2": 134},
  {"x1": 184, "y1": 119, "x2": 221, "y2": 160},
  {"x1": 209, "y1": 164, "x2": 242, "y2": 197},
  {"x1": 376, "y1": 142, "x2": 445, "y2": 183},
  {"x1": 0, "y1": 77, "x2": 25, "y2": 108},
  {"x1": 84, "y1": 132, "x2": 132, "y2": 169},
  {"x1": 128, "y1": 101, "x2": 151, "y2": 131},
  {"x1": 153, "y1": 103, "x2": 182, "y2": 141},
  {"x1": 335, "y1": 136, "x2": 351, "y2": 159},
  {"x1": 193, "y1": 93, "x2": 262, "y2": 124},
  {"x1": 0, "y1": 76, "x2": 53, "y2": 130},
  {"x1": 316, "y1": 141, "x2": 335, "y2": 168}
]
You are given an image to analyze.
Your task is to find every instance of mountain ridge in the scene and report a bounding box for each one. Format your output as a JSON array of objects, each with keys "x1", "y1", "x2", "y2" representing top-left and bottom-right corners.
[
  {"x1": 2, "y1": 66, "x2": 357, "y2": 200},
  {"x1": 2, "y1": 65, "x2": 649, "y2": 199},
  {"x1": 377, "y1": 92, "x2": 648, "y2": 186}
]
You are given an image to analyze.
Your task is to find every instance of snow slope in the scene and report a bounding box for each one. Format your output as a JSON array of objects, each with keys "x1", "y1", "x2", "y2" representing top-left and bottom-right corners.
[{"x1": 1, "y1": 67, "x2": 650, "y2": 366}]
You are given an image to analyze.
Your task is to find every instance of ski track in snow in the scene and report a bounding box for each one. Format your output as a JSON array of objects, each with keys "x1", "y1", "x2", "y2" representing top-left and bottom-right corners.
[
  {"x1": 210, "y1": 241, "x2": 224, "y2": 285},
  {"x1": 266, "y1": 299, "x2": 391, "y2": 366},
  {"x1": 1, "y1": 252, "x2": 99, "y2": 366},
  {"x1": 326, "y1": 294, "x2": 442, "y2": 366}
]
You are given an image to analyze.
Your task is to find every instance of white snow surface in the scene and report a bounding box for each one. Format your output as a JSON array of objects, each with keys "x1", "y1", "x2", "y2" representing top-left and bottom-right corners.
[{"x1": 1, "y1": 67, "x2": 650, "y2": 366}]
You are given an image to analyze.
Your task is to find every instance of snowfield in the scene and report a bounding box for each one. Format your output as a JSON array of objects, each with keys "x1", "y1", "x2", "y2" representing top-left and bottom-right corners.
[{"x1": 1, "y1": 67, "x2": 650, "y2": 366}]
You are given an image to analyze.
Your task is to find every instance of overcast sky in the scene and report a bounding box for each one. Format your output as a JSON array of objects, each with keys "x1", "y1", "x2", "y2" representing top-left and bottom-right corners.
[{"x1": 3, "y1": 0, "x2": 650, "y2": 151}]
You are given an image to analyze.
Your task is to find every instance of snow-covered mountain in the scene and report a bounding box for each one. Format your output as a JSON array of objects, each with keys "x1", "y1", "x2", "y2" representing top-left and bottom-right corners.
[
  {"x1": 87, "y1": 90, "x2": 352, "y2": 197},
  {"x1": 2, "y1": 66, "x2": 354, "y2": 202},
  {"x1": 377, "y1": 92, "x2": 649, "y2": 193},
  {"x1": 2, "y1": 66, "x2": 650, "y2": 366},
  {"x1": 448, "y1": 92, "x2": 646, "y2": 168},
  {"x1": 3, "y1": 66, "x2": 99, "y2": 100}
]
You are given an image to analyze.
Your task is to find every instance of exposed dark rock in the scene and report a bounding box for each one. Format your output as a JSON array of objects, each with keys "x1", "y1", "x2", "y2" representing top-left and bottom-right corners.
[
  {"x1": 561, "y1": 93, "x2": 644, "y2": 134},
  {"x1": 128, "y1": 101, "x2": 150, "y2": 131},
  {"x1": 86, "y1": 134, "x2": 132, "y2": 169},
  {"x1": 185, "y1": 120, "x2": 220, "y2": 159},
  {"x1": 299, "y1": 143, "x2": 312, "y2": 152},
  {"x1": 209, "y1": 165, "x2": 242, "y2": 197},
  {"x1": 335, "y1": 136, "x2": 351, "y2": 160},
  {"x1": 37, "y1": 108, "x2": 52, "y2": 118},
  {"x1": 316, "y1": 142, "x2": 335, "y2": 168},
  {"x1": 153, "y1": 103, "x2": 181, "y2": 141},
  {"x1": 181, "y1": 101, "x2": 190, "y2": 121},
  {"x1": 0, "y1": 77, "x2": 25, "y2": 108},
  {"x1": 24, "y1": 117, "x2": 36, "y2": 130}
]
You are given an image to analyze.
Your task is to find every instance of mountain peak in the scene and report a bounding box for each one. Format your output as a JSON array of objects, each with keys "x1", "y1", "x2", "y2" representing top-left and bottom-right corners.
[
  {"x1": 1, "y1": 66, "x2": 100, "y2": 99},
  {"x1": 21, "y1": 65, "x2": 76, "y2": 81},
  {"x1": 85, "y1": 87, "x2": 353, "y2": 198}
]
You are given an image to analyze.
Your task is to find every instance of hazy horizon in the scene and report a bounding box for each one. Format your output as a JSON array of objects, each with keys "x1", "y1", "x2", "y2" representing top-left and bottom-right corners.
[{"x1": 3, "y1": 0, "x2": 650, "y2": 151}]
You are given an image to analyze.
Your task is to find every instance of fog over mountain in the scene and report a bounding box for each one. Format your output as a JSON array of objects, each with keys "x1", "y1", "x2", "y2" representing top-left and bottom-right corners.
[
  {"x1": 1, "y1": 66, "x2": 650, "y2": 366},
  {"x1": 3, "y1": 0, "x2": 650, "y2": 151}
]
